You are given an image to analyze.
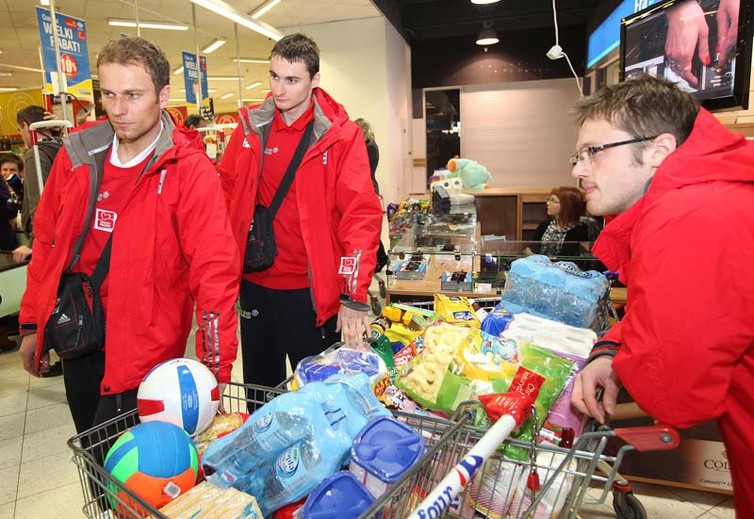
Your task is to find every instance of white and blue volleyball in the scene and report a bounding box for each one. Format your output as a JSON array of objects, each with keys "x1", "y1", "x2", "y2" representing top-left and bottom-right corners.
[{"x1": 137, "y1": 358, "x2": 220, "y2": 435}]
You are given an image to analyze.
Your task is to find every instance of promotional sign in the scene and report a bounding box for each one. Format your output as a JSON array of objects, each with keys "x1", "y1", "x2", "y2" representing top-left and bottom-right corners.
[
  {"x1": 182, "y1": 52, "x2": 209, "y2": 107},
  {"x1": 35, "y1": 7, "x2": 93, "y2": 101}
]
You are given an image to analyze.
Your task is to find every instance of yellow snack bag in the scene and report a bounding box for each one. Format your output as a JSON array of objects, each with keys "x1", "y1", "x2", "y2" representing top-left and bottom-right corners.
[{"x1": 434, "y1": 294, "x2": 480, "y2": 328}]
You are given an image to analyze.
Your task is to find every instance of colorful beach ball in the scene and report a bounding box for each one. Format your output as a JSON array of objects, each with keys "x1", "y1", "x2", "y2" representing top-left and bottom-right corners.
[{"x1": 104, "y1": 421, "x2": 198, "y2": 516}]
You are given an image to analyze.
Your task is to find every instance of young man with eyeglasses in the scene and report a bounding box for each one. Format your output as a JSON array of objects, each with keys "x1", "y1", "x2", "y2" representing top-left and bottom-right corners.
[{"x1": 570, "y1": 75, "x2": 754, "y2": 515}]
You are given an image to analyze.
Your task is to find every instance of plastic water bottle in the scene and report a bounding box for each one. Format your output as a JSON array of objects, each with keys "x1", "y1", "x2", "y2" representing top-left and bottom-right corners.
[
  {"x1": 259, "y1": 438, "x2": 335, "y2": 515},
  {"x1": 204, "y1": 409, "x2": 312, "y2": 487}
]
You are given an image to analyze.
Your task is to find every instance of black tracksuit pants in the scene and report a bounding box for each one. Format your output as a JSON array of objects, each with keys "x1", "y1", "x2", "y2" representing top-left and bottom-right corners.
[{"x1": 239, "y1": 280, "x2": 339, "y2": 388}]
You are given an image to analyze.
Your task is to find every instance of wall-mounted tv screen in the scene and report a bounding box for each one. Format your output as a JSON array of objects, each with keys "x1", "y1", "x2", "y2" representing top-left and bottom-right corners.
[{"x1": 620, "y1": 0, "x2": 753, "y2": 111}]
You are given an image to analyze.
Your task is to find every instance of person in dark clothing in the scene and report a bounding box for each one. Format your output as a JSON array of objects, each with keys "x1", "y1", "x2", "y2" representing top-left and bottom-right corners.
[
  {"x1": 1, "y1": 153, "x2": 24, "y2": 204},
  {"x1": 0, "y1": 178, "x2": 18, "y2": 251},
  {"x1": 12, "y1": 106, "x2": 64, "y2": 264},
  {"x1": 355, "y1": 118, "x2": 380, "y2": 195},
  {"x1": 355, "y1": 118, "x2": 388, "y2": 272},
  {"x1": 530, "y1": 186, "x2": 589, "y2": 256}
]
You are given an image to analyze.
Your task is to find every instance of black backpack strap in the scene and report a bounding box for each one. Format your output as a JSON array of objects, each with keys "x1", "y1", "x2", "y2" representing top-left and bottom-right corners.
[
  {"x1": 90, "y1": 233, "x2": 113, "y2": 288},
  {"x1": 268, "y1": 120, "x2": 314, "y2": 217}
]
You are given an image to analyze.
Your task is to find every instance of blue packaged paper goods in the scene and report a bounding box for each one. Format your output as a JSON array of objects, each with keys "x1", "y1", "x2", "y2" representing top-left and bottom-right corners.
[
  {"x1": 201, "y1": 374, "x2": 390, "y2": 516},
  {"x1": 501, "y1": 255, "x2": 608, "y2": 329},
  {"x1": 300, "y1": 471, "x2": 375, "y2": 519},
  {"x1": 349, "y1": 416, "x2": 425, "y2": 498}
]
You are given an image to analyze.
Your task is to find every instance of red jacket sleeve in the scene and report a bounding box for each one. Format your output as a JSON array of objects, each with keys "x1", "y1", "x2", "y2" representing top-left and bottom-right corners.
[
  {"x1": 612, "y1": 189, "x2": 754, "y2": 428},
  {"x1": 176, "y1": 154, "x2": 240, "y2": 384},
  {"x1": 334, "y1": 123, "x2": 383, "y2": 304},
  {"x1": 18, "y1": 151, "x2": 72, "y2": 332},
  {"x1": 217, "y1": 124, "x2": 245, "y2": 209}
]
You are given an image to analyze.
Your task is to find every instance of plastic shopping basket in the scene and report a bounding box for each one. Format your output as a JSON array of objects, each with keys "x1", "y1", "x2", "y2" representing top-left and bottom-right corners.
[
  {"x1": 67, "y1": 382, "x2": 281, "y2": 519},
  {"x1": 360, "y1": 407, "x2": 680, "y2": 519}
]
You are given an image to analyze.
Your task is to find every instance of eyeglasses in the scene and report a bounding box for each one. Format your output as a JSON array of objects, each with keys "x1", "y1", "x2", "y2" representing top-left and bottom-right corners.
[
  {"x1": 546, "y1": 197, "x2": 560, "y2": 204},
  {"x1": 569, "y1": 136, "x2": 658, "y2": 168}
]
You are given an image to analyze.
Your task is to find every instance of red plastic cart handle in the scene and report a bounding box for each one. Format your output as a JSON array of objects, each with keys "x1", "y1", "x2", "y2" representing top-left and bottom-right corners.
[{"x1": 613, "y1": 423, "x2": 680, "y2": 452}]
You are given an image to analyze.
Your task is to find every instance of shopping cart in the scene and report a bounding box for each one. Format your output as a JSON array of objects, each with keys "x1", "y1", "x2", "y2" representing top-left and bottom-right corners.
[
  {"x1": 66, "y1": 382, "x2": 469, "y2": 519},
  {"x1": 360, "y1": 406, "x2": 680, "y2": 519},
  {"x1": 67, "y1": 382, "x2": 281, "y2": 519}
]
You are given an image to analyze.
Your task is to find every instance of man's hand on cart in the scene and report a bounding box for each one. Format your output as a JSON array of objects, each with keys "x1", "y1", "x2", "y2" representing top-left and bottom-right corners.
[
  {"x1": 571, "y1": 356, "x2": 622, "y2": 424},
  {"x1": 336, "y1": 304, "x2": 371, "y2": 345}
]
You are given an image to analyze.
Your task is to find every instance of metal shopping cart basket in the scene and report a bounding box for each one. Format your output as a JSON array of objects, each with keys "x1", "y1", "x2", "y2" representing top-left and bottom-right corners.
[
  {"x1": 360, "y1": 407, "x2": 680, "y2": 519},
  {"x1": 67, "y1": 382, "x2": 282, "y2": 519},
  {"x1": 66, "y1": 381, "x2": 471, "y2": 519}
]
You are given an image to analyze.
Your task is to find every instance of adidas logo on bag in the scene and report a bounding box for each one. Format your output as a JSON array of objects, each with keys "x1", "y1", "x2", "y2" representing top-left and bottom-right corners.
[{"x1": 56, "y1": 313, "x2": 71, "y2": 325}]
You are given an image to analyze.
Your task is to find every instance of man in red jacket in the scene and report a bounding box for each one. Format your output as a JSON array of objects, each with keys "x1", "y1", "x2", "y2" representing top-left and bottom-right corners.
[
  {"x1": 218, "y1": 33, "x2": 382, "y2": 388},
  {"x1": 18, "y1": 37, "x2": 240, "y2": 434},
  {"x1": 570, "y1": 75, "x2": 754, "y2": 515}
]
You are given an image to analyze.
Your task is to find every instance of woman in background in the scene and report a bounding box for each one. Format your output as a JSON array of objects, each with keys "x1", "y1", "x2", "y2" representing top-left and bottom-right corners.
[
  {"x1": 531, "y1": 186, "x2": 589, "y2": 256},
  {"x1": 355, "y1": 118, "x2": 380, "y2": 195}
]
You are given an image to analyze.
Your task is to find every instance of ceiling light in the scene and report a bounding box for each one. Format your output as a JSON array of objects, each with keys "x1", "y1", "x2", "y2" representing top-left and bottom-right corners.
[
  {"x1": 233, "y1": 58, "x2": 271, "y2": 64},
  {"x1": 0, "y1": 87, "x2": 18, "y2": 92},
  {"x1": 0, "y1": 72, "x2": 11, "y2": 77},
  {"x1": 471, "y1": 0, "x2": 501, "y2": 4},
  {"x1": 190, "y1": 0, "x2": 283, "y2": 41},
  {"x1": 476, "y1": 27, "x2": 499, "y2": 46},
  {"x1": 207, "y1": 76, "x2": 242, "y2": 81},
  {"x1": 220, "y1": 92, "x2": 234, "y2": 100},
  {"x1": 108, "y1": 18, "x2": 189, "y2": 31},
  {"x1": 202, "y1": 39, "x2": 226, "y2": 54},
  {"x1": 251, "y1": 0, "x2": 282, "y2": 19},
  {"x1": 174, "y1": 66, "x2": 184, "y2": 75},
  {"x1": 245, "y1": 81, "x2": 262, "y2": 89},
  {"x1": 40, "y1": 0, "x2": 50, "y2": 5}
]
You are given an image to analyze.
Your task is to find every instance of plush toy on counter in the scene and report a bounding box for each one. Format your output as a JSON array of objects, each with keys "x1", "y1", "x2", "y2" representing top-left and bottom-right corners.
[{"x1": 446, "y1": 157, "x2": 492, "y2": 190}]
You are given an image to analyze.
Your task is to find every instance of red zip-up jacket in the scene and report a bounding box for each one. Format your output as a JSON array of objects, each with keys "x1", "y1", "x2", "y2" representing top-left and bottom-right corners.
[
  {"x1": 19, "y1": 113, "x2": 240, "y2": 394},
  {"x1": 593, "y1": 109, "x2": 754, "y2": 515},
  {"x1": 218, "y1": 88, "x2": 382, "y2": 324}
]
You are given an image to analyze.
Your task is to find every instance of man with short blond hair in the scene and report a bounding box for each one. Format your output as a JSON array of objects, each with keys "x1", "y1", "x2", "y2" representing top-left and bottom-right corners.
[{"x1": 19, "y1": 36, "x2": 239, "y2": 434}]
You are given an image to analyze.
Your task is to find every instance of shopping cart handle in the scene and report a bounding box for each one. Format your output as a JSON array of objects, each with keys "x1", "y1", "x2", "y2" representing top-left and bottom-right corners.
[
  {"x1": 613, "y1": 423, "x2": 680, "y2": 452},
  {"x1": 29, "y1": 120, "x2": 73, "y2": 130}
]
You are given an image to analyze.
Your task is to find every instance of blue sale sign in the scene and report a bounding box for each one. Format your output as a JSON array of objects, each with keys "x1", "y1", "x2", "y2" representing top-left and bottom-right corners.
[
  {"x1": 35, "y1": 7, "x2": 93, "y2": 101},
  {"x1": 182, "y1": 52, "x2": 209, "y2": 107}
]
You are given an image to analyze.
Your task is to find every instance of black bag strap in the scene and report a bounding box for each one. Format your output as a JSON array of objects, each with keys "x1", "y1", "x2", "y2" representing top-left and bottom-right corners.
[
  {"x1": 268, "y1": 120, "x2": 314, "y2": 218},
  {"x1": 90, "y1": 233, "x2": 113, "y2": 289}
]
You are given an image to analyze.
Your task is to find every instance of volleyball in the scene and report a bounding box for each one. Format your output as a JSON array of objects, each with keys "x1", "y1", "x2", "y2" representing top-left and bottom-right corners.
[
  {"x1": 104, "y1": 421, "x2": 198, "y2": 515},
  {"x1": 137, "y1": 358, "x2": 220, "y2": 435}
]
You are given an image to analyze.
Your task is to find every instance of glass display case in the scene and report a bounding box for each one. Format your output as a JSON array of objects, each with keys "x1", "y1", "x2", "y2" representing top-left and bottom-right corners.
[
  {"x1": 385, "y1": 209, "x2": 491, "y2": 303},
  {"x1": 385, "y1": 212, "x2": 604, "y2": 304}
]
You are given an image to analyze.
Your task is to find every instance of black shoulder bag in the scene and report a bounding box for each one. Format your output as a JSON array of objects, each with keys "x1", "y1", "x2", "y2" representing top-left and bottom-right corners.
[
  {"x1": 43, "y1": 234, "x2": 112, "y2": 360},
  {"x1": 244, "y1": 120, "x2": 314, "y2": 273}
]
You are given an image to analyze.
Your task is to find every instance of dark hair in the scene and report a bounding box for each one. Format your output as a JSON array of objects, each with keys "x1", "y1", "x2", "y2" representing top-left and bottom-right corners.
[
  {"x1": 0, "y1": 153, "x2": 23, "y2": 172},
  {"x1": 17, "y1": 105, "x2": 48, "y2": 127},
  {"x1": 572, "y1": 75, "x2": 699, "y2": 149},
  {"x1": 97, "y1": 37, "x2": 170, "y2": 94},
  {"x1": 270, "y1": 33, "x2": 319, "y2": 79},
  {"x1": 185, "y1": 114, "x2": 204, "y2": 129},
  {"x1": 551, "y1": 186, "x2": 585, "y2": 227},
  {"x1": 16, "y1": 105, "x2": 61, "y2": 139}
]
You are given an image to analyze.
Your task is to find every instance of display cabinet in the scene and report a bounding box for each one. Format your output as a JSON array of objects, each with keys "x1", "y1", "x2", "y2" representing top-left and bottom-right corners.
[{"x1": 385, "y1": 210, "x2": 498, "y2": 304}]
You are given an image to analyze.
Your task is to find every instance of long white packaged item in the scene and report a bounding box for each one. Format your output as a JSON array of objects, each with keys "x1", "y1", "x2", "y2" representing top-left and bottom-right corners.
[{"x1": 502, "y1": 312, "x2": 597, "y2": 360}]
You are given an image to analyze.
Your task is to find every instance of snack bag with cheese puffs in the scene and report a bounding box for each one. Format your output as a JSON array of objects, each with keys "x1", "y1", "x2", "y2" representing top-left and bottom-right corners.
[{"x1": 394, "y1": 322, "x2": 471, "y2": 409}]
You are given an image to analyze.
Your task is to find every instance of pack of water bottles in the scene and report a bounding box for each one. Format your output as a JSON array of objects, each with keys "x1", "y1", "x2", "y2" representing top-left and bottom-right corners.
[
  {"x1": 200, "y1": 373, "x2": 391, "y2": 516},
  {"x1": 500, "y1": 255, "x2": 609, "y2": 330}
]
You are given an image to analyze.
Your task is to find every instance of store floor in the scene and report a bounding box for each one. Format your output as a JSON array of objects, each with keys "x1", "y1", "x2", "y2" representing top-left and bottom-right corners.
[{"x1": 0, "y1": 329, "x2": 736, "y2": 518}]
